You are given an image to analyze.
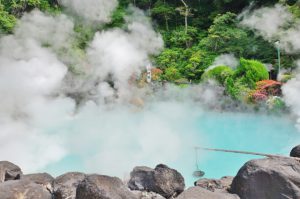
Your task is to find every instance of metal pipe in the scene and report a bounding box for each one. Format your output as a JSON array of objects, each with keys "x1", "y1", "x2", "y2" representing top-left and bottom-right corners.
[
  {"x1": 195, "y1": 147, "x2": 300, "y2": 161},
  {"x1": 275, "y1": 41, "x2": 281, "y2": 80}
]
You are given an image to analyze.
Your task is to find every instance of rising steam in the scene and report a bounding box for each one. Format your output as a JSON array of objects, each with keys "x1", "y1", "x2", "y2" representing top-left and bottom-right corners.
[
  {"x1": 0, "y1": 2, "x2": 203, "y2": 179},
  {"x1": 239, "y1": 3, "x2": 300, "y2": 131},
  {"x1": 59, "y1": 0, "x2": 118, "y2": 23}
]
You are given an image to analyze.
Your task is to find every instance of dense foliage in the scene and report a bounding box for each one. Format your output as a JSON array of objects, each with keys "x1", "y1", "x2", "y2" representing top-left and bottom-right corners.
[{"x1": 0, "y1": 0, "x2": 299, "y2": 105}]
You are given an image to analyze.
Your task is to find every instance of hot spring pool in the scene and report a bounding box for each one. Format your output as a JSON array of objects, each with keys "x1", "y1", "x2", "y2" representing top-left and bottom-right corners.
[{"x1": 41, "y1": 109, "x2": 300, "y2": 186}]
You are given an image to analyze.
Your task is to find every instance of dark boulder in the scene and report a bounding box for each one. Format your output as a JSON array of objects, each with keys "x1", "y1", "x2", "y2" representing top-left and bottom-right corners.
[
  {"x1": 0, "y1": 179, "x2": 52, "y2": 199},
  {"x1": 128, "y1": 164, "x2": 185, "y2": 198},
  {"x1": 21, "y1": 173, "x2": 54, "y2": 192},
  {"x1": 231, "y1": 157, "x2": 300, "y2": 199},
  {"x1": 0, "y1": 161, "x2": 22, "y2": 182},
  {"x1": 76, "y1": 174, "x2": 137, "y2": 199},
  {"x1": 290, "y1": 145, "x2": 300, "y2": 158},
  {"x1": 195, "y1": 176, "x2": 234, "y2": 192},
  {"x1": 54, "y1": 172, "x2": 86, "y2": 199},
  {"x1": 177, "y1": 187, "x2": 240, "y2": 199}
]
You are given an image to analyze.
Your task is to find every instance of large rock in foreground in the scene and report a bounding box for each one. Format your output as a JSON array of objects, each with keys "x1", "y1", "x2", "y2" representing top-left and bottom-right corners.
[
  {"x1": 76, "y1": 174, "x2": 136, "y2": 199},
  {"x1": 231, "y1": 157, "x2": 300, "y2": 199},
  {"x1": 177, "y1": 187, "x2": 240, "y2": 199},
  {"x1": 0, "y1": 161, "x2": 22, "y2": 182},
  {"x1": 0, "y1": 179, "x2": 52, "y2": 199},
  {"x1": 128, "y1": 164, "x2": 185, "y2": 198},
  {"x1": 54, "y1": 172, "x2": 86, "y2": 199}
]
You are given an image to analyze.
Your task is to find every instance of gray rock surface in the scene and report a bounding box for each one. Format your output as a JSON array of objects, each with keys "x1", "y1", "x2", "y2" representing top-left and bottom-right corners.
[
  {"x1": 131, "y1": 191, "x2": 166, "y2": 199},
  {"x1": 54, "y1": 172, "x2": 86, "y2": 199},
  {"x1": 290, "y1": 145, "x2": 300, "y2": 158},
  {"x1": 195, "y1": 176, "x2": 234, "y2": 192},
  {"x1": 128, "y1": 164, "x2": 185, "y2": 198},
  {"x1": 0, "y1": 179, "x2": 52, "y2": 199},
  {"x1": 21, "y1": 173, "x2": 54, "y2": 193},
  {"x1": 0, "y1": 161, "x2": 22, "y2": 182},
  {"x1": 231, "y1": 157, "x2": 300, "y2": 199},
  {"x1": 76, "y1": 174, "x2": 137, "y2": 199},
  {"x1": 177, "y1": 187, "x2": 240, "y2": 199}
]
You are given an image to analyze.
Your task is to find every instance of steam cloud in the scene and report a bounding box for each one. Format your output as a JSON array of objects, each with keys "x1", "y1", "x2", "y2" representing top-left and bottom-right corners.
[
  {"x1": 240, "y1": 4, "x2": 300, "y2": 131},
  {"x1": 239, "y1": 4, "x2": 293, "y2": 40},
  {"x1": 239, "y1": 4, "x2": 300, "y2": 54},
  {"x1": 206, "y1": 53, "x2": 239, "y2": 71},
  {"x1": 0, "y1": 3, "x2": 204, "y2": 179},
  {"x1": 59, "y1": 0, "x2": 118, "y2": 23}
]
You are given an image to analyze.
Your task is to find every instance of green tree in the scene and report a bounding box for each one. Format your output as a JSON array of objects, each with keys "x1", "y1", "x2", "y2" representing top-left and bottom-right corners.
[
  {"x1": 163, "y1": 66, "x2": 181, "y2": 81},
  {"x1": 200, "y1": 12, "x2": 248, "y2": 57},
  {"x1": 151, "y1": 0, "x2": 174, "y2": 30},
  {"x1": 233, "y1": 58, "x2": 269, "y2": 88},
  {"x1": 225, "y1": 58, "x2": 269, "y2": 100},
  {"x1": 0, "y1": 3, "x2": 16, "y2": 33},
  {"x1": 202, "y1": 65, "x2": 234, "y2": 85}
]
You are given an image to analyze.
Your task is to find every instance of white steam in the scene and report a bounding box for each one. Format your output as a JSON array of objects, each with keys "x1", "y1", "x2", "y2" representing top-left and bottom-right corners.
[
  {"x1": 206, "y1": 53, "x2": 239, "y2": 71},
  {"x1": 0, "y1": 10, "x2": 73, "y2": 170},
  {"x1": 239, "y1": 4, "x2": 300, "y2": 54},
  {"x1": 241, "y1": 4, "x2": 300, "y2": 131},
  {"x1": 283, "y1": 63, "x2": 300, "y2": 130},
  {"x1": 59, "y1": 0, "x2": 118, "y2": 23},
  {"x1": 0, "y1": 4, "x2": 202, "y2": 179},
  {"x1": 239, "y1": 4, "x2": 292, "y2": 40},
  {"x1": 87, "y1": 8, "x2": 163, "y2": 101}
]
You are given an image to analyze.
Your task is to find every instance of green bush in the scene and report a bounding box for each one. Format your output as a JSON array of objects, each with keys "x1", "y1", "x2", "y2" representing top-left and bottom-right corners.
[
  {"x1": 0, "y1": 8, "x2": 16, "y2": 33},
  {"x1": 3, "y1": 0, "x2": 59, "y2": 15},
  {"x1": 224, "y1": 59, "x2": 269, "y2": 100},
  {"x1": 201, "y1": 65, "x2": 234, "y2": 85},
  {"x1": 233, "y1": 58, "x2": 269, "y2": 89},
  {"x1": 225, "y1": 77, "x2": 251, "y2": 100},
  {"x1": 163, "y1": 66, "x2": 181, "y2": 81}
]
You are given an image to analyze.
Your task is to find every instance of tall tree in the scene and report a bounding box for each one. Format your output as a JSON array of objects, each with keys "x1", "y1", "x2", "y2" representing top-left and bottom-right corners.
[
  {"x1": 152, "y1": 0, "x2": 174, "y2": 30},
  {"x1": 179, "y1": 0, "x2": 189, "y2": 34}
]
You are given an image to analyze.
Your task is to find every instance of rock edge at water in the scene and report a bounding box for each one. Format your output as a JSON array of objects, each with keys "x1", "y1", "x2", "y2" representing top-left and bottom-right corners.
[{"x1": 1, "y1": 146, "x2": 300, "y2": 199}]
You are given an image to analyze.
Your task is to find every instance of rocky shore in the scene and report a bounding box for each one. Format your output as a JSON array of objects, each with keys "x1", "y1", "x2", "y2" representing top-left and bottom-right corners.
[{"x1": 1, "y1": 145, "x2": 300, "y2": 199}]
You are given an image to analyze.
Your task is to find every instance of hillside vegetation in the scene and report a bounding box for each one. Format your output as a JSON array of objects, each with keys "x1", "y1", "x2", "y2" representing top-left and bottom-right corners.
[{"x1": 0, "y1": 0, "x2": 298, "y2": 108}]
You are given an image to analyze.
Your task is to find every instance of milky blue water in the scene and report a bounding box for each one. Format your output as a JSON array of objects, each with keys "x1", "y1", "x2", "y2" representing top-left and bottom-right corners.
[
  {"x1": 43, "y1": 111, "x2": 300, "y2": 186},
  {"x1": 178, "y1": 112, "x2": 300, "y2": 186}
]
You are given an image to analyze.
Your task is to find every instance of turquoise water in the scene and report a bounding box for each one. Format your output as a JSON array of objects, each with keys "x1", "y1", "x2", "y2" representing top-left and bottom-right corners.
[
  {"x1": 42, "y1": 110, "x2": 300, "y2": 186},
  {"x1": 176, "y1": 112, "x2": 300, "y2": 186}
]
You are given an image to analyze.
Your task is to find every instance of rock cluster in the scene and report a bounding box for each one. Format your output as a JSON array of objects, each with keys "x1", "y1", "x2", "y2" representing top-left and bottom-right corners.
[
  {"x1": 1, "y1": 145, "x2": 300, "y2": 199},
  {"x1": 128, "y1": 164, "x2": 185, "y2": 198},
  {"x1": 0, "y1": 162, "x2": 182, "y2": 199}
]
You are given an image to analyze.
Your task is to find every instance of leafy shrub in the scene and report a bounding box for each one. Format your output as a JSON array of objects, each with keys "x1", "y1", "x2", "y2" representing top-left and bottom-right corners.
[
  {"x1": 233, "y1": 58, "x2": 269, "y2": 89},
  {"x1": 163, "y1": 66, "x2": 181, "y2": 81},
  {"x1": 201, "y1": 65, "x2": 234, "y2": 85},
  {"x1": 225, "y1": 77, "x2": 251, "y2": 100},
  {"x1": 0, "y1": 6, "x2": 16, "y2": 33},
  {"x1": 224, "y1": 59, "x2": 269, "y2": 100}
]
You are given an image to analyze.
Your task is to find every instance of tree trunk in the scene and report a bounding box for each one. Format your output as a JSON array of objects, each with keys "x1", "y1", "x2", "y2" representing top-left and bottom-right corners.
[
  {"x1": 163, "y1": 0, "x2": 169, "y2": 31},
  {"x1": 164, "y1": 14, "x2": 169, "y2": 31},
  {"x1": 180, "y1": 0, "x2": 188, "y2": 34}
]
